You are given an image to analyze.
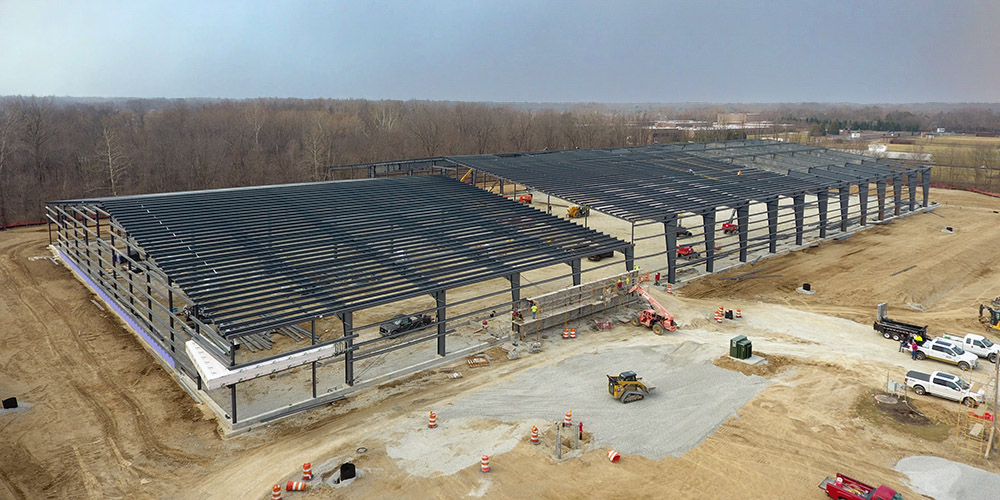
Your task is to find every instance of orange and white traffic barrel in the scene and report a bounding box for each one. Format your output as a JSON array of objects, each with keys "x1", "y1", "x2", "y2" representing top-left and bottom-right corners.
[
  {"x1": 562, "y1": 328, "x2": 569, "y2": 339},
  {"x1": 735, "y1": 308, "x2": 742, "y2": 318},
  {"x1": 608, "y1": 450, "x2": 620, "y2": 463},
  {"x1": 530, "y1": 426, "x2": 539, "y2": 445},
  {"x1": 428, "y1": 411, "x2": 437, "y2": 428},
  {"x1": 286, "y1": 481, "x2": 308, "y2": 491},
  {"x1": 302, "y1": 462, "x2": 313, "y2": 481},
  {"x1": 563, "y1": 410, "x2": 572, "y2": 426},
  {"x1": 481, "y1": 454, "x2": 490, "y2": 473},
  {"x1": 271, "y1": 484, "x2": 282, "y2": 500},
  {"x1": 569, "y1": 328, "x2": 576, "y2": 339}
]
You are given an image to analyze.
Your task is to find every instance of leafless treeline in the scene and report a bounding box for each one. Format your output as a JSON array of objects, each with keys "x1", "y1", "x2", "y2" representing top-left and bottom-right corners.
[{"x1": 0, "y1": 97, "x2": 656, "y2": 225}]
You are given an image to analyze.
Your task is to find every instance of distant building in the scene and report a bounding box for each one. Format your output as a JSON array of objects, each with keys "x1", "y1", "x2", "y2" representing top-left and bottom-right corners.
[{"x1": 868, "y1": 144, "x2": 888, "y2": 153}]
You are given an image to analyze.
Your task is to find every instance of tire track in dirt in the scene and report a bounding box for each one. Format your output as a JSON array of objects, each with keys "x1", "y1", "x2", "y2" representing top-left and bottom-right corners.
[
  {"x1": 0, "y1": 236, "x2": 208, "y2": 499},
  {"x1": 8, "y1": 242, "x2": 207, "y2": 464}
]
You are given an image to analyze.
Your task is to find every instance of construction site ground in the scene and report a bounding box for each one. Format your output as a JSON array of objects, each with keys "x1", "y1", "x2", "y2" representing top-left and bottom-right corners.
[{"x1": 3, "y1": 187, "x2": 1000, "y2": 499}]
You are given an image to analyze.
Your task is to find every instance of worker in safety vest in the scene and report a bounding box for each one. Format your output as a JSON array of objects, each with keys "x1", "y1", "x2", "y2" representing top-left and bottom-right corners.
[{"x1": 531, "y1": 303, "x2": 538, "y2": 319}]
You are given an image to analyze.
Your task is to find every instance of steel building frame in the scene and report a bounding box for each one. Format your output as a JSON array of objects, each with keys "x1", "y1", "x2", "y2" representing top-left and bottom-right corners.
[
  {"x1": 332, "y1": 140, "x2": 932, "y2": 283},
  {"x1": 46, "y1": 175, "x2": 631, "y2": 425}
]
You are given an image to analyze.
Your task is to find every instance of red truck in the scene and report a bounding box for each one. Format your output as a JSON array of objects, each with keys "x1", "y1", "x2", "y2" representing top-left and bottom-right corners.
[{"x1": 819, "y1": 473, "x2": 903, "y2": 500}]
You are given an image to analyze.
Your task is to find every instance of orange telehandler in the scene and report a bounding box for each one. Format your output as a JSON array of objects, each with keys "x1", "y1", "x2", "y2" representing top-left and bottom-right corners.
[{"x1": 627, "y1": 285, "x2": 678, "y2": 334}]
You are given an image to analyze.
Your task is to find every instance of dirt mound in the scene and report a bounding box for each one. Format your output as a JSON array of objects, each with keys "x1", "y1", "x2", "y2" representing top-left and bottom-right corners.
[{"x1": 712, "y1": 352, "x2": 794, "y2": 378}]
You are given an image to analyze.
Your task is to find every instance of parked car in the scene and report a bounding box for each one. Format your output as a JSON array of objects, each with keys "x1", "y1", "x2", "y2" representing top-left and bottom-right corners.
[
  {"x1": 588, "y1": 250, "x2": 615, "y2": 262},
  {"x1": 379, "y1": 314, "x2": 433, "y2": 336},
  {"x1": 904, "y1": 370, "x2": 984, "y2": 407}
]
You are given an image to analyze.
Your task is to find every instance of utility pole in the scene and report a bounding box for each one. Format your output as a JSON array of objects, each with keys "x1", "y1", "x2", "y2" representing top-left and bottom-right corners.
[{"x1": 988, "y1": 357, "x2": 999, "y2": 459}]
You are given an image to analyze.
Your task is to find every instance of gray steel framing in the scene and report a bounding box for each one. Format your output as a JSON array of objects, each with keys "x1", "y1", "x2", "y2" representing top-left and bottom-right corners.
[
  {"x1": 47, "y1": 175, "x2": 632, "y2": 426},
  {"x1": 333, "y1": 140, "x2": 932, "y2": 283}
]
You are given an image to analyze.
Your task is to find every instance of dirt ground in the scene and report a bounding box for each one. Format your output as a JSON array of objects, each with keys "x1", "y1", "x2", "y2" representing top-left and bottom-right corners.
[{"x1": 3, "y1": 187, "x2": 1000, "y2": 499}]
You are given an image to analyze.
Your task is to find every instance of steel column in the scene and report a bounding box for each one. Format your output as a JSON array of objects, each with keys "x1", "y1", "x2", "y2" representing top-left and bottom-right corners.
[
  {"x1": 908, "y1": 172, "x2": 918, "y2": 211},
  {"x1": 766, "y1": 198, "x2": 779, "y2": 253},
  {"x1": 508, "y1": 273, "x2": 520, "y2": 303},
  {"x1": 311, "y1": 319, "x2": 317, "y2": 399},
  {"x1": 569, "y1": 259, "x2": 581, "y2": 286},
  {"x1": 858, "y1": 181, "x2": 869, "y2": 225},
  {"x1": 663, "y1": 216, "x2": 678, "y2": 283},
  {"x1": 892, "y1": 172, "x2": 903, "y2": 215},
  {"x1": 817, "y1": 190, "x2": 829, "y2": 238},
  {"x1": 876, "y1": 180, "x2": 886, "y2": 221},
  {"x1": 838, "y1": 186, "x2": 850, "y2": 232},
  {"x1": 702, "y1": 208, "x2": 716, "y2": 272},
  {"x1": 624, "y1": 246, "x2": 634, "y2": 271},
  {"x1": 435, "y1": 290, "x2": 446, "y2": 356},
  {"x1": 921, "y1": 168, "x2": 931, "y2": 207},
  {"x1": 793, "y1": 195, "x2": 805, "y2": 246},
  {"x1": 343, "y1": 312, "x2": 354, "y2": 386},
  {"x1": 736, "y1": 204, "x2": 749, "y2": 262},
  {"x1": 230, "y1": 384, "x2": 237, "y2": 424}
]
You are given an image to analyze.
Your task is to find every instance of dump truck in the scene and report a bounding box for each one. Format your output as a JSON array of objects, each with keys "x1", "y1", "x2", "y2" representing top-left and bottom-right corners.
[
  {"x1": 941, "y1": 333, "x2": 1000, "y2": 363},
  {"x1": 607, "y1": 370, "x2": 653, "y2": 403},
  {"x1": 905, "y1": 370, "x2": 984, "y2": 407},
  {"x1": 873, "y1": 302, "x2": 927, "y2": 342},
  {"x1": 819, "y1": 473, "x2": 903, "y2": 500},
  {"x1": 627, "y1": 285, "x2": 677, "y2": 334}
]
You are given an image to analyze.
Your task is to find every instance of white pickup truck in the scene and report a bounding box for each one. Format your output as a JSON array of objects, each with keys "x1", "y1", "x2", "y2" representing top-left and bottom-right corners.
[
  {"x1": 941, "y1": 333, "x2": 1000, "y2": 363},
  {"x1": 914, "y1": 337, "x2": 979, "y2": 371},
  {"x1": 905, "y1": 370, "x2": 984, "y2": 407}
]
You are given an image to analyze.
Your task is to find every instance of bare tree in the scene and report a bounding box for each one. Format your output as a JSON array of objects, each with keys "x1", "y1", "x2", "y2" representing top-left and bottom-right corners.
[
  {"x1": 0, "y1": 101, "x2": 23, "y2": 225},
  {"x1": 87, "y1": 115, "x2": 131, "y2": 196},
  {"x1": 244, "y1": 99, "x2": 267, "y2": 149}
]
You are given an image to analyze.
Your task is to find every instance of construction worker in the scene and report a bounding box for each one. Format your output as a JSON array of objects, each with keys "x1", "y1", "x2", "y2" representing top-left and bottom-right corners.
[
  {"x1": 910, "y1": 339, "x2": 919, "y2": 360},
  {"x1": 633, "y1": 264, "x2": 640, "y2": 272},
  {"x1": 617, "y1": 279, "x2": 622, "y2": 290},
  {"x1": 530, "y1": 303, "x2": 537, "y2": 319}
]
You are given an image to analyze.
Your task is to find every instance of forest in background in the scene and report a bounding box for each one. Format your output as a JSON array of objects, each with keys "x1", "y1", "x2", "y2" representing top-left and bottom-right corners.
[{"x1": 2, "y1": 96, "x2": 1000, "y2": 225}]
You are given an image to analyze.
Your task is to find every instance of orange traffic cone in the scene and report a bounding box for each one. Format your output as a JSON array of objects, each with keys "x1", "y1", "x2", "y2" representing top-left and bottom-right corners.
[
  {"x1": 666, "y1": 284, "x2": 672, "y2": 294},
  {"x1": 569, "y1": 328, "x2": 576, "y2": 339},
  {"x1": 481, "y1": 454, "x2": 490, "y2": 473},
  {"x1": 428, "y1": 411, "x2": 437, "y2": 428},
  {"x1": 271, "y1": 484, "x2": 282, "y2": 500},
  {"x1": 736, "y1": 308, "x2": 742, "y2": 318},
  {"x1": 563, "y1": 410, "x2": 572, "y2": 426},
  {"x1": 286, "y1": 481, "x2": 307, "y2": 491},
  {"x1": 608, "y1": 450, "x2": 620, "y2": 463},
  {"x1": 530, "y1": 425, "x2": 539, "y2": 445},
  {"x1": 562, "y1": 328, "x2": 569, "y2": 339},
  {"x1": 302, "y1": 463, "x2": 313, "y2": 481}
]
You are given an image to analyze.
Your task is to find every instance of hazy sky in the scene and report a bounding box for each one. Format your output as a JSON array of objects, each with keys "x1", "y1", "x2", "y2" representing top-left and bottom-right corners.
[{"x1": 2, "y1": 0, "x2": 998, "y2": 103}]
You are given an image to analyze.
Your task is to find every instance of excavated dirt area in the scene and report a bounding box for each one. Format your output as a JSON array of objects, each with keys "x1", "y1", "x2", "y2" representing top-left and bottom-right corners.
[{"x1": 3, "y1": 187, "x2": 1000, "y2": 499}]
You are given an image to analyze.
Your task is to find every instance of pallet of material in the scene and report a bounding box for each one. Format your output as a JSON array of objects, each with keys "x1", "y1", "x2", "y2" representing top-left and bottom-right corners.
[{"x1": 466, "y1": 354, "x2": 492, "y2": 368}]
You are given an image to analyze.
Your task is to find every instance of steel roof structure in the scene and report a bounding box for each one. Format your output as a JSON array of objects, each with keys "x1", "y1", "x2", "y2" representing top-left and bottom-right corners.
[
  {"x1": 333, "y1": 139, "x2": 926, "y2": 223},
  {"x1": 51, "y1": 175, "x2": 629, "y2": 338}
]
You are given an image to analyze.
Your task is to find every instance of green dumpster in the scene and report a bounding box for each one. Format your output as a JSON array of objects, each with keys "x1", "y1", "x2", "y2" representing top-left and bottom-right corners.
[{"x1": 730, "y1": 335, "x2": 747, "y2": 358}]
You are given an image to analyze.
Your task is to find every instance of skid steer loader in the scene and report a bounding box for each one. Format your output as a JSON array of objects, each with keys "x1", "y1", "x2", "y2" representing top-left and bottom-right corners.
[{"x1": 607, "y1": 371, "x2": 654, "y2": 403}]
